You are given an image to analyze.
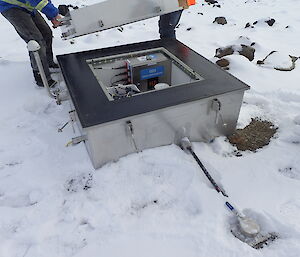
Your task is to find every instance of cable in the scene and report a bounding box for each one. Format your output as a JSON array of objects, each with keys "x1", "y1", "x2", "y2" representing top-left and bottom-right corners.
[
  {"x1": 110, "y1": 71, "x2": 128, "y2": 85},
  {"x1": 110, "y1": 77, "x2": 128, "y2": 86},
  {"x1": 94, "y1": 65, "x2": 127, "y2": 70}
]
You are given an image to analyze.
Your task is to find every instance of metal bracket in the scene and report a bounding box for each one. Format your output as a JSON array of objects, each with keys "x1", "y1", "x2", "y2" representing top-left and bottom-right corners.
[
  {"x1": 211, "y1": 99, "x2": 227, "y2": 127},
  {"x1": 69, "y1": 110, "x2": 76, "y2": 133},
  {"x1": 154, "y1": 6, "x2": 161, "y2": 13},
  {"x1": 58, "y1": 121, "x2": 69, "y2": 132},
  {"x1": 58, "y1": 110, "x2": 76, "y2": 133},
  {"x1": 69, "y1": 110, "x2": 76, "y2": 122},
  {"x1": 56, "y1": 90, "x2": 70, "y2": 105},
  {"x1": 61, "y1": 28, "x2": 76, "y2": 39},
  {"x1": 98, "y1": 20, "x2": 104, "y2": 27},
  {"x1": 66, "y1": 135, "x2": 87, "y2": 147},
  {"x1": 126, "y1": 120, "x2": 139, "y2": 153}
]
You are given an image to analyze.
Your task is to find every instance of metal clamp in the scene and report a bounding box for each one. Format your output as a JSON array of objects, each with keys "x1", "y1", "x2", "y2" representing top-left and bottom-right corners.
[
  {"x1": 58, "y1": 110, "x2": 76, "y2": 133},
  {"x1": 58, "y1": 121, "x2": 69, "y2": 132},
  {"x1": 66, "y1": 135, "x2": 87, "y2": 147},
  {"x1": 56, "y1": 90, "x2": 70, "y2": 105},
  {"x1": 98, "y1": 20, "x2": 104, "y2": 27},
  {"x1": 126, "y1": 120, "x2": 139, "y2": 153},
  {"x1": 211, "y1": 99, "x2": 227, "y2": 127}
]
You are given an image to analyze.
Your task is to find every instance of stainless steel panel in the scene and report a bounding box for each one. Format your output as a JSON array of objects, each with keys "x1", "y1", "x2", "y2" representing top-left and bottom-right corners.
[
  {"x1": 60, "y1": 0, "x2": 183, "y2": 39},
  {"x1": 82, "y1": 91, "x2": 244, "y2": 168}
]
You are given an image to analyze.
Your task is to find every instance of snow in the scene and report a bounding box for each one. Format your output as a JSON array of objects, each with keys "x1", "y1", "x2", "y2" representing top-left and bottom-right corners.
[{"x1": 0, "y1": 0, "x2": 300, "y2": 256}]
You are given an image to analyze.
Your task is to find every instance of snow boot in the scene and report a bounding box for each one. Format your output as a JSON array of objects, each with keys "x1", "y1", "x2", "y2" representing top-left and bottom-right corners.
[{"x1": 48, "y1": 62, "x2": 60, "y2": 73}]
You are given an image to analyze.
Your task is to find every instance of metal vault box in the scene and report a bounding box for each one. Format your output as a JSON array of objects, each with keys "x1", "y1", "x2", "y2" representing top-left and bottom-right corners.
[{"x1": 57, "y1": 39, "x2": 250, "y2": 169}]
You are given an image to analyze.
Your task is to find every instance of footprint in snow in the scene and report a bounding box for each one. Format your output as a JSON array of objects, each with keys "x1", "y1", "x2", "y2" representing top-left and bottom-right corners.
[
  {"x1": 0, "y1": 191, "x2": 42, "y2": 208},
  {"x1": 65, "y1": 173, "x2": 93, "y2": 193},
  {"x1": 0, "y1": 57, "x2": 9, "y2": 65},
  {"x1": 279, "y1": 199, "x2": 300, "y2": 228},
  {"x1": 23, "y1": 97, "x2": 56, "y2": 115},
  {"x1": 278, "y1": 167, "x2": 300, "y2": 180},
  {"x1": 294, "y1": 115, "x2": 300, "y2": 126}
]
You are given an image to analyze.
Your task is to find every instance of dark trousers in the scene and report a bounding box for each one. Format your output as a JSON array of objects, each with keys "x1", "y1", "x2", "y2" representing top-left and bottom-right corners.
[
  {"x1": 2, "y1": 8, "x2": 54, "y2": 80},
  {"x1": 159, "y1": 10, "x2": 183, "y2": 39}
]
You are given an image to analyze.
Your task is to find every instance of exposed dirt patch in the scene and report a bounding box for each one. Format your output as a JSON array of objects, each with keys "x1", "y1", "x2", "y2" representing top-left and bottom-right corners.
[{"x1": 228, "y1": 118, "x2": 278, "y2": 151}]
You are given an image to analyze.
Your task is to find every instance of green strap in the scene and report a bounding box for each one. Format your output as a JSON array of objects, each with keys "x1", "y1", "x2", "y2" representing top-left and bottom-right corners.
[
  {"x1": 1, "y1": 0, "x2": 49, "y2": 12},
  {"x1": 35, "y1": 0, "x2": 48, "y2": 11}
]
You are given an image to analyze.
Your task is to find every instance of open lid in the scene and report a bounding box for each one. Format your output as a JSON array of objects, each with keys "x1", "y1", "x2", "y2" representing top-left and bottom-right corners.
[{"x1": 59, "y1": 0, "x2": 196, "y2": 39}]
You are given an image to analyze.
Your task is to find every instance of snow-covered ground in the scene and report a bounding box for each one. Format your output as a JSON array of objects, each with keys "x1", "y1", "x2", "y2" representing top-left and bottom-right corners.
[{"x1": 1, "y1": 0, "x2": 300, "y2": 256}]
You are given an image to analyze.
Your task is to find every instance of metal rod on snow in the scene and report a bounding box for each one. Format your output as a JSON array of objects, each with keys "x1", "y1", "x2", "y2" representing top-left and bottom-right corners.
[{"x1": 180, "y1": 137, "x2": 228, "y2": 197}]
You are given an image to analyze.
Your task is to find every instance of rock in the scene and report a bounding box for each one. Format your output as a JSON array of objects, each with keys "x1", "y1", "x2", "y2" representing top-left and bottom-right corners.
[
  {"x1": 215, "y1": 46, "x2": 234, "y2": 58},
  {"x1": 205, "y1": 0, "x2": 218, "y2": 4},
  {"x1": 216, "y1": 58, "x2": 230, "y2": 68},
  {"x1": 265, "y1": 18, "x2": 275, "y2": 26},
  {"x1": 214, "y1": 16, "x2": 227, "y2": 25},
  {"x1": 245, "y1": 18, "x2": 276, "y2": 28},
  {"x1": 215, "y1": 38, "x2": 256, "y2": 62},
  {"x1": 245, "y1": 22, "x2": 251, "y2": 28},
  {"x1": 238, "y1": 45, "x2": 255, "y2": 61},
  {"x1": 186, "y1": 27, "x2": 192, "y2": 31},
  {"x1": 257, "y1": 60, "x2": 264, "y2": 65}
]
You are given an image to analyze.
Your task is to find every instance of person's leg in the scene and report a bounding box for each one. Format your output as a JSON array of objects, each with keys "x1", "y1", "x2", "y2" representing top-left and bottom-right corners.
[
  {"x1": 32, "y1": 11, "x2": 57, "y2": 67},
  {"x1": 1, "y1": 8, "x2": 52, "y2": 82},
  {"x1": 159, "y1": 10, "x2": 183, "y2": 39}
]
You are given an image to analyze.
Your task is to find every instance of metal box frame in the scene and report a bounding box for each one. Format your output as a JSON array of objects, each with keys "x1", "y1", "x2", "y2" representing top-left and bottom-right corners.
[
  {"x1": 57, "y1": 39, "x2": 250, "y2": 169},
  {"x1": 86, "y1": 47, "x2": 203, "y2": 99}
]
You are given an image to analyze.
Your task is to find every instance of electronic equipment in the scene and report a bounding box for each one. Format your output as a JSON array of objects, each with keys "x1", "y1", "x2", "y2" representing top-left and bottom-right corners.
[{"x1": 126, "y1": 53, "x2": 172, "y2": 91}]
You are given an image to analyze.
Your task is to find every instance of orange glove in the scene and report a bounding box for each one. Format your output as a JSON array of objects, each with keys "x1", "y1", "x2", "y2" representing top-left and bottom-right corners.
[{"x1": 51, "y1": 14, "x2": 62, "y2": 28}]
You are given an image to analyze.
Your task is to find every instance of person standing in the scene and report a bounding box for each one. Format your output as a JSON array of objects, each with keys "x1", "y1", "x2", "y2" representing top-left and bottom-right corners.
[{"x1": 0, "y1": 0, "x2": 61, "y2": 87}]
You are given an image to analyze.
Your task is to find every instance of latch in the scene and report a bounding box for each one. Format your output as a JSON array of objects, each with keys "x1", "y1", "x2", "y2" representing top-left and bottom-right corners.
[
  {"x1": 126, "y1": 120, "x2": 139, "y2": 153},
  {"x1": 211, "y1": 99, "x2": 227, "y2": 127},
  {"x1": 66, "y1": 135, "x2": 87, "y2": 147},
  {"x1": 58, "y1": 110, "x2": 76, "y2": 133},
  {"x1": 56, "y1": 90, "x2": 70, "y2": 105},
  {"x1": 98, "y1": 20, "x2": 104, "y2": 28}
]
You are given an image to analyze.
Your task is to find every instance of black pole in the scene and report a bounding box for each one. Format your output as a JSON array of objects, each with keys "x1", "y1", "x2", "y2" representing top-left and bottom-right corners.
[{"x1": 188, "y1": 147, "x2": 228, "y2": 197}]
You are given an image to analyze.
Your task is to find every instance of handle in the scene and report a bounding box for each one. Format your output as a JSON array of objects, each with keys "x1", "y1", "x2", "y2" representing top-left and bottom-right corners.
[{"x1": 225, "y1": 201, "x2": 235, "y2": 211}]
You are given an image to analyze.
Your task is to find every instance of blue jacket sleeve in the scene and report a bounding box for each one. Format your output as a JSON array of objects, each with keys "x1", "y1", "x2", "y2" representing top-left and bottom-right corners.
[
  {"x1": 28, "y1": 0, "x2": 59, "y2": 20},
  {"x1": 41, "y1": 2, "x2": 59, "y2": 20}
]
